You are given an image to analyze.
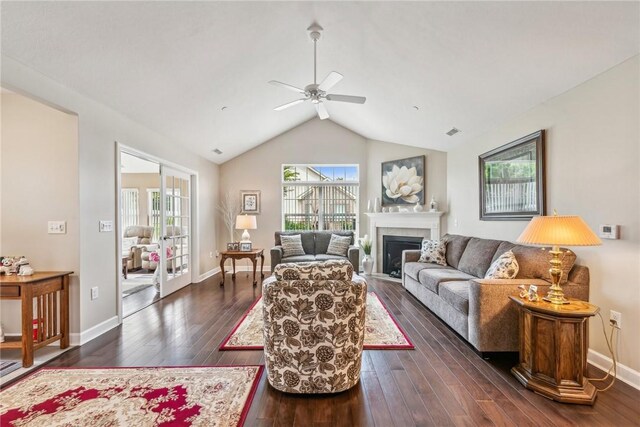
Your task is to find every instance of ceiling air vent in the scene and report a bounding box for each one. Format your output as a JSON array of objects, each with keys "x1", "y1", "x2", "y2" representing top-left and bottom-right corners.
[
  {"x1": 446, "y1": 128, "x2": 460, "y2": 136},
  {"x1": 212, "y1": 148, "x2": 223, "y2": 155}
]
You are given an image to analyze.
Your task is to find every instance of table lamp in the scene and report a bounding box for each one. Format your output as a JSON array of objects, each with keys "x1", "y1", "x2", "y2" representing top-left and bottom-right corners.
[
  {"x1": 517, "y1": 211, "x2": 601, "y2": 304},
  {"x1": 235, "y1": 214, "x2": 257, "y2": 243}
]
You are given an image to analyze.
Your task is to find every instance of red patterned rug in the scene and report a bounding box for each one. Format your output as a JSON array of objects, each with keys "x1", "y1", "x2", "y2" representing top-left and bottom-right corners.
[
  {"x1": 220, "y1": 291, "x2": 414, "y2": 350},
  {"x1": 0, "y1": 365, "x2": 263, "y2": 426}
]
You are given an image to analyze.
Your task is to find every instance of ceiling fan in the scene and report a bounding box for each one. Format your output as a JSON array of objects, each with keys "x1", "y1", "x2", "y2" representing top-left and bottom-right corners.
[{"x1": 269, "y1": 23, "x2": 366, "y2": 120}]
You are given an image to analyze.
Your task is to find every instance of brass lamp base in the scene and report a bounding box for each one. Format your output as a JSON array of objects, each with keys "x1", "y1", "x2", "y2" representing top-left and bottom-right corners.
[{"x1": 544, "y1": 247, "x2": 570, "y2": 305}]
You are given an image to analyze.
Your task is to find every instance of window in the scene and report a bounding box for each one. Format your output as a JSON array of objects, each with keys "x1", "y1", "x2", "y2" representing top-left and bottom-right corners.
[
  {"x1": 121, "y1": 189, "x2": 139, "y2": 231},
  {"x1": 282, "y1": 165, "x2": 359, "y2": 232},
  {"x1": 147, "y1": 188, "x2": 180, "y2": 241}
]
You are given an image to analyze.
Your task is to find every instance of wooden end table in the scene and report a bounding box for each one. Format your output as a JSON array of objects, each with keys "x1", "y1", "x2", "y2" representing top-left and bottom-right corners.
[
  {"x1": 0, "y1": 271, "x2": 73, "y2": 367},
  {"x1": 509, "y1": 295, "x2": 599, "y2": 405},
  {"x1": 219, "y1": 249, "x2": 264, "y2": 287}
]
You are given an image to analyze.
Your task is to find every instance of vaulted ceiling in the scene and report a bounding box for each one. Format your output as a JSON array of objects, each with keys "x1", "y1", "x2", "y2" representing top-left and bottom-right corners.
[{"x1": 2, "y1": 2, "x2": 638, "y2": 163}]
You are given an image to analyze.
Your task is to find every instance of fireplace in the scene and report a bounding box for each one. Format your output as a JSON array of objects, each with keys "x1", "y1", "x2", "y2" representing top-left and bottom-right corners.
[{"x1": 382, "y1": 235, "x2": 423, "y2": 278}]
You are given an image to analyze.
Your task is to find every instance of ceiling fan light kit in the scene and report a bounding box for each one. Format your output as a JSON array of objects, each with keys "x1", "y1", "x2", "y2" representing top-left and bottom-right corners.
[{"x1": 269, "y1": 23, "x2": 366, "y2": 120}]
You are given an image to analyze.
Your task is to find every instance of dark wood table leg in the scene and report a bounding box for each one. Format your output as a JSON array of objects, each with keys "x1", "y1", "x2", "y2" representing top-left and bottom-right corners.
[
  {"x1": 61, "y1": 275, "x2": 69, "y2": 349},
  {"x1": 123, "y1": 262, "x2": 128, "y2": 280},
  {"x1": 260, "y1": 253, "x2": 265, "y2": 279},
  {"x1": 22, "y1": 283, "x2": 34, "y2": 367},
  {"x1": 252, "y1": 256, "x2": 258, "y2": 286},
  {"x1": 219, "y1": 256, "x2": 226, "y2": 286},
  {"x1": 232, "y1": 259, "x2": 236, "y2": 280}
]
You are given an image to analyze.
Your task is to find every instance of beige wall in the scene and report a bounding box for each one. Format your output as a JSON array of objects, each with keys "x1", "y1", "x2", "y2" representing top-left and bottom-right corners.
[
  {"x1": 218, "y1": 118, "x2": 447, "y2": 268},
  {"x1": 1, "y1": 92, "x2": 80, "y2": 334},
  {"x1": 2, "y1": 57, "x2": 220, "y2": 338},
  {"x1": 121, "y1": 173, "x2": 160, "y2": 226},
  {"x1": 447, "y1": 56, "x2": 640, "y2": 371}
]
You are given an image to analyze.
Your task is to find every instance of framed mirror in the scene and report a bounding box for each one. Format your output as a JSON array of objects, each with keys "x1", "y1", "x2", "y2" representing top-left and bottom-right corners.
[{"x1": 479, "y1": 130, "x2": 545, "y2": 220}]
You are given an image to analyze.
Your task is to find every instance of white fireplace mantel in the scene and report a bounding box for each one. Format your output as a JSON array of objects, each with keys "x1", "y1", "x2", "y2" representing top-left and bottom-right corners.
[{"x1": 364, "y1": 211, "x2": 444, "y2": 272}]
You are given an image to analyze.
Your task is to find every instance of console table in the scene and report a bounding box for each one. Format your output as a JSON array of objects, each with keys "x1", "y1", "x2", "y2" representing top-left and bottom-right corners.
[
  {"x1": 219, "y1": 249, "x2": 264, "y2": 287},
  {"x1": 509, "y1": 295, "x2": 599, "y2": 405},
  {"x1": 0, "y1": 271, "x2": 73, "y2": 367}
]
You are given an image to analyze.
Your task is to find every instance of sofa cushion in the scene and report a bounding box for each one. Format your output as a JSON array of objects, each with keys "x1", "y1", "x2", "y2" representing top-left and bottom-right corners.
[
  {"x1": 281, "y1": 255, "x2": 317, "y2": 264},
  {"x1": 404, "y1": 262, "x2": 450, "y2": 281},
  {"x1": 485, "y1": 250, "x2": 519, "y2": 279},
  {"x1": 280, "y1": 234, "x2": 306, "y2": 257},
  {"x1": 491, "y1": 241, "x2": 517, "y2": 263},
  {"x1": 443, "y1": 235, "x2": 472, "y2": 268},
  {"x1": 418, "y1": 240, "x2": 447, "y2": 266},
  {"x1": 326, "y1": 234, "x2": 352, "y2": 256},
  {"x1": 276, "y1": 232, "x2": 315, "y2": 254},
  {"x1": 315, "y1": 254, "x2": 347, "y2": 262},
  {"x1": 510, "y1": 244, "x2": 576, "y2": 285},
  {"x1": 418, "y1": 269, "x2": 476, "y2": 294},
  {"x1": 438, "y1": 281, "x2": 470, "y2": 315},
  {"x1": 315, "y1": 231, "x2": 353, "y2": 254},
  {"x1": 456, "y1": 237, "x2": 503, "y2": 278}
]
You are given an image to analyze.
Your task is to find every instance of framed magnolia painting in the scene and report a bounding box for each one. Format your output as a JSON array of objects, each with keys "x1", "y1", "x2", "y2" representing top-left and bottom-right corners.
[
  {"x1": 381, "y1": 155, "x2": 425, "y2": 206},
  {"x1": 240, "y1": 190, "x2": 260, "y2": 214}
]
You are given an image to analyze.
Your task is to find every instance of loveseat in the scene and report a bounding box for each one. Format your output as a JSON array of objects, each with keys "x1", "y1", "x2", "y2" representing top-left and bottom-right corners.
[
  {"x1": 270, "y1": 231, "x2": 359, "y2": 272},
  {"x1": 402, "y1": 234, "x2": 590, "y2": 353}
]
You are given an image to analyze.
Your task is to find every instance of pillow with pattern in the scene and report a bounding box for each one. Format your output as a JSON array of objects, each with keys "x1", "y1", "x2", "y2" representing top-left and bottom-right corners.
[
  {"x1": 418, "y1": 239, "x2": 447, "y2": 266},
  {"x1": 326, "y1": 234, "x2": 351, "y2": 257},
  {"x1": 485, "y1": 250, "x2": 519, "y2": 279},
  {"x1": 280, "y1": 234, "x2": 306, "y2": 257}
]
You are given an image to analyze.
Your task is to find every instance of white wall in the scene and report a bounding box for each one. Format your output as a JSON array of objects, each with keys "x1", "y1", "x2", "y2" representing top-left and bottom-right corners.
[
  {"x1": 1, "y1": 92, "x2": 80, "y2": 333},
  {"x1": 218, "y1": 118, "x2": 447, "y2": 268},
  {"x1": 121, "y1": 173, "x2": 160, "y2": 226},
  {"x1": 447, "y1": 56, "x2": 639, "y2": 372},
  {"x1": 2, "y1": 57, "x2": 220, "y2": 338}
]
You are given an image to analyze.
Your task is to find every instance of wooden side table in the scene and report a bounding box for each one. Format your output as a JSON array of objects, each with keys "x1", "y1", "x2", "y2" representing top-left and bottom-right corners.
[
  {"x1": 0, "y1": 271, "x2": 73, "y2": 367},
  {"x1": 219, "y1": 249, "x2": 264, "y2": 287},
  {"x1": 509, "y1": 295, "x2": 599, "y2": 405}
]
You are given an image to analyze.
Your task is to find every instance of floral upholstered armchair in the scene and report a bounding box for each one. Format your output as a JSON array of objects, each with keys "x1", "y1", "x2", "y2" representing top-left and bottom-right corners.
[{"x1": 262, "y1": 259, "x2": 367, "y2": 394}]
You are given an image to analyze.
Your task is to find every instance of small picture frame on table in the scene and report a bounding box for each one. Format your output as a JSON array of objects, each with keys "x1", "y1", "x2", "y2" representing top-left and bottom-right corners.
[
  {"x1": 226, "y1": 243, "x2": 235, "y2": 251},
  {"x1": 240, "y1": 242, "x2": 252, "y2": 252}
]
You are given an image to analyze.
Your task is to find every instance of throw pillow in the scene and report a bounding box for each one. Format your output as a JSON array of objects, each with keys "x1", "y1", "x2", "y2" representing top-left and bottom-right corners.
[
  {"x1": 485, "y1": 250, "x2": 519, "y2": 279},
  {"x1": 122, "y1": 236, "x2": 138, "y2": 256},
  {"x1": 326, "y1": 234, "x2": 351, "y2": 257},
  {"x1": 418, "y1": 239, "x2": 447, "y2": 266},
  {"x1": 280, "y1": 234, "x2": 306, "y2": 257}
]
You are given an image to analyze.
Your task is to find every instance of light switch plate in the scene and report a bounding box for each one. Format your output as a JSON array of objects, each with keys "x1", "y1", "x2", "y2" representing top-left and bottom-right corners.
[
  {"x1": 99, "y1": 220, "x2": 113, "y2": 232},
  {"x1": 48, "y1": 221, "x2": 66, "y2": 234}
]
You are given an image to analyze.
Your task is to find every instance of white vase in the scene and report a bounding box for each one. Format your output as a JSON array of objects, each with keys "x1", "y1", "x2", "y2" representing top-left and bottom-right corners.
[
  {"x1": 367, "y1": 200, "x2": 372, "y2": 212},
  {"x1": 414, "y1": 203, "x2": 423, "y2": 212},
  {"x1": 374, "y1": 197, "x2": 381, "y2": 213},
  {"x1": 362, "y1": 255, "x2": 374, "y2": 275}
]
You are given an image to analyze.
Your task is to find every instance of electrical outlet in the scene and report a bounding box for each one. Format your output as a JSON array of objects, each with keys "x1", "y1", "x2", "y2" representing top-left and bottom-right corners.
[
  {"x1": 610, "y1": 310, "x2": 622, "y2": 329},
  {"x1": 454, "y1": 218, "x2": 459, "y2": 228},
  {"x1": 215, "y1": 250, "x2": 220, "y2": 258},
  {"x1": 209, "y1": 251, "x2": 214, "y2": 258},
  {"x1": 91, "y1": 287, "x2": 99, "y2": 300},
  {"x1": 48, "y1": 221, "x2": 67, "y2": 234}
]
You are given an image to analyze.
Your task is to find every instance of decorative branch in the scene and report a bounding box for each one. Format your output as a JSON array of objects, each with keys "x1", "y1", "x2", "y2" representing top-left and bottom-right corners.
[{"x1": 217, "y1": 191, "x2": 240, "y2": 242}]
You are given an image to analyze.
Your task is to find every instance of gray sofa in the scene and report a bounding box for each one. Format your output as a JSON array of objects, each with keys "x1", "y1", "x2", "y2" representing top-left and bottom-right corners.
[
  {"x1": 270, "y1": 231, "x2": 359, "y2": 272},
  {"x1": 402, "y1": 234, "x2": 590, "y2": 353}
]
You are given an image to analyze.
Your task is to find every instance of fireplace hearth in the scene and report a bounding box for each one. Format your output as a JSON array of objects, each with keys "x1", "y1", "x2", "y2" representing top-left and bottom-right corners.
[{"x1": 382, "y1": 235, "x2": 423, "y2": 278}]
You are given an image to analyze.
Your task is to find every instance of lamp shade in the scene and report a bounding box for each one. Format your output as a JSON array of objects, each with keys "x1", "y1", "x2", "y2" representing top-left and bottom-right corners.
[
  {"x1": 517, "y1": 215, "x2": 602, "y2": 246},
  {"x1": 235, "y1": 214, "x2": 257, "y2": 230}
]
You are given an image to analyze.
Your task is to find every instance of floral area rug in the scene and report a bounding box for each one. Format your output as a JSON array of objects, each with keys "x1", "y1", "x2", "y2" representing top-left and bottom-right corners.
[
  {"x1": 0, "y1": 366, "x2": 263, "y2": 427},
  {"x1": 220, "y1": 291, "x2": 414, "y2": 350}
]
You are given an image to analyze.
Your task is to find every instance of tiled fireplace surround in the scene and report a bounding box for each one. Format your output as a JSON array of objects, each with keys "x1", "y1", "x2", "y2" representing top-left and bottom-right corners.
[{"x1": 364, "y1": 212, "x2": 444, "y2": 274}]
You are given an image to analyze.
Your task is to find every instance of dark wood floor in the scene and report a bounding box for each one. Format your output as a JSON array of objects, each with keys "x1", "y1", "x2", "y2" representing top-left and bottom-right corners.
[{"x1": 40, "y1": 274, "x2": 640, "y2": 426}]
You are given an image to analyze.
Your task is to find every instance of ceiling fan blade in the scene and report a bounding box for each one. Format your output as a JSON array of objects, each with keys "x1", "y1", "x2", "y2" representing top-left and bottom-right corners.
[
  {"x1": 269, "y1": 80, "x2": 306, "y2": 94},
  {"x1": 325, "y1": 94, "x2": 366, "y2": 104},
  {"x1": 315, "y1": 102, "x2": 329, "y2": 120},
  {"x1": 317, "y1": 71, "x2": 343, "y2": 92},
  {"x1": 274, "y1": 98, "x2": 306, "y2": 111}
]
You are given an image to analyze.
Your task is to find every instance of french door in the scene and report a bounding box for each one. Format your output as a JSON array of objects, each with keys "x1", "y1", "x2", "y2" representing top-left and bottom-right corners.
[{"x1": 159, "y1": 166, "x2": 191, "y2": 297}]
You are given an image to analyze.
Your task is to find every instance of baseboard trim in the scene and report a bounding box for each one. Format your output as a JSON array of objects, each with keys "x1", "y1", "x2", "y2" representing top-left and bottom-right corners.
[
  {"x1": 69, "y1": 316, "x2": 119, "y2": 346},
  {"x1": 588, "y1": 348, "x2": 640, "y2": 390},
  {"x1": 196, "y1": 267, "x2": 220, "y2": 283}
]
